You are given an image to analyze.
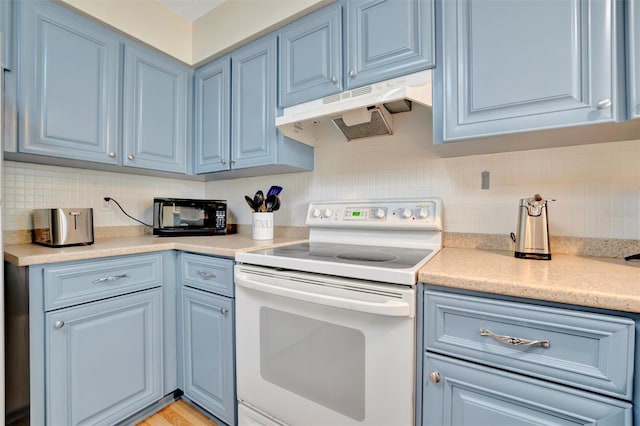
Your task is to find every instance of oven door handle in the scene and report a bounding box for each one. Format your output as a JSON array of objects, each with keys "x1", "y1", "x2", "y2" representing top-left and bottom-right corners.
[{"x1": 235, "y1": 273, "x2": 411, "y2": 317}]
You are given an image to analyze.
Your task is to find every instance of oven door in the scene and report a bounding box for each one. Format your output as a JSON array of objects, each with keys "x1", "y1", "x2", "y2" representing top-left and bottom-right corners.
[{"x1": 234, "y1": 264, "x2": 416, "y2": 426}]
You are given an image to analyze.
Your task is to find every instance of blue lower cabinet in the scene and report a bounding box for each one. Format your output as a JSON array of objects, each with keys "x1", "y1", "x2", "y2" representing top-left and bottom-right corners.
[
  {"x1": 181, "y1": 286, "x2": 235, "y2": 425},
  {"x1": 46, "y1": 288, "x2": 163, "y2": 425},
  {"x1": 423, "y1": 353, "x2": 632, "y2": 426}
]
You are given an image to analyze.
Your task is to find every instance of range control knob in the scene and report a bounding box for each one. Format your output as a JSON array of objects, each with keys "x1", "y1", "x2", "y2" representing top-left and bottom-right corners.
[
  {"x1": 374, "y1": 208, "x2": 386, "y2": 219},
  {"x1": 417, "y1": 208, "x2": 430, "y2": 219},
  {"x1": 311, "y1": 208, "x2": 321, "y2": 218},
  {"x1": 400, "y1": 208, "x2": 413, "y2": 219},
  {"x1": 323, "y1": 208, "x2": 333, "y2": 218}
]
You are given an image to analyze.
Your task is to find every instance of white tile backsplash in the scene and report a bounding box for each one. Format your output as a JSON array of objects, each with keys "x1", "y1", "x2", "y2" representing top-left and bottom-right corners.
[
  {"x1": 3, "y1": 109, "x2": 639, "y2": 240},
  {"x1": 206, "y1": 111, "x2": 640, "y2": 240},
  {"x1": 2, "y1": 162, "x2": 204, "y2": 231}
]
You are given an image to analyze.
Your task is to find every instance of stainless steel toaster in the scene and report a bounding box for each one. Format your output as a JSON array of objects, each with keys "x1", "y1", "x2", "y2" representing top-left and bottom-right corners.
[{"x1": 33, "y1": 208, "x2": 94, "y2": 247}]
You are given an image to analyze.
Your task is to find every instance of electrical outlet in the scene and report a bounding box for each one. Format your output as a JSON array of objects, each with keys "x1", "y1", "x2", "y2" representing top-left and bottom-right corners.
[
  {"x1": 481, "y1": 171, "x2": 490, "y2": 190},
  {"x1": 99, "y1": 194, "x2": 111, "y2": 211}
]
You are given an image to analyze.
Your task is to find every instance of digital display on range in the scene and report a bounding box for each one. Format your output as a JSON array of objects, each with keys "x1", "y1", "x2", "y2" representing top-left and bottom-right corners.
[{"x1": 344, "y1": 208, "x2": 366, "y2": 220}]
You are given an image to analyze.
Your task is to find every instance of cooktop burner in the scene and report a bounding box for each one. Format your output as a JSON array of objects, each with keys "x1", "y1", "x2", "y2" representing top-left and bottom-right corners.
[
  {"x1": 236, "y1": 199, "x2": 443, "y2": 285},
  {"x1": 269, "y1": 242, "x2": 431, "y2": 269}
]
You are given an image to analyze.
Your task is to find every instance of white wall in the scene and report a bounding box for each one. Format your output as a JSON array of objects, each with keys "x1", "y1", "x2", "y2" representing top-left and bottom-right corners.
[
  {"x1": 59, "y1": 0, "x2": 331, "y2": 65},
  {"x1": 60, "y1": 0, "x2": 193, "y2": 63},
  {"x1": 191, "y1": 0, "x2": 332, "y2": 64},
  {"x1": 205, "y1": 110, "x2": 640, "y2": 240}
]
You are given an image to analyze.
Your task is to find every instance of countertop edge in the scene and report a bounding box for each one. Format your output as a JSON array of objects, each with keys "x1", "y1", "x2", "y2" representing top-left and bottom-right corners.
[{"x1": 419, "y1": 248, "x2": 640, "y2": 314}]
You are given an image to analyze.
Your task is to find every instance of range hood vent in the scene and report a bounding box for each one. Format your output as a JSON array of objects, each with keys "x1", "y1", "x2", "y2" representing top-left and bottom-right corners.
[{"x1": 276, "y1": 70, "x2": 432, "y2": 145}]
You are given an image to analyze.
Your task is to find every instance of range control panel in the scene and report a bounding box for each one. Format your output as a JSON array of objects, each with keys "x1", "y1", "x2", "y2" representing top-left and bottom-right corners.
[{"x1": 306, "y1": 199, "x2": 442, "y2": 230}]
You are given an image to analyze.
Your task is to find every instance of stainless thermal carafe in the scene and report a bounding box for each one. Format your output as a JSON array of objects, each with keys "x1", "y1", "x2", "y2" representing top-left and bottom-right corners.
[{"x1": 514, "y1": 194, "x2": 552, "y2": 260}]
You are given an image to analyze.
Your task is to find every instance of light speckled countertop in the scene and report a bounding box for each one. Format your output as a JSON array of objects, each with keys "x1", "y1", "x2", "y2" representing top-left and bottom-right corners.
[
  {"x1": 419, "y1": 248, "x2": 640, "y2": 313},
  {"x1": 5, "y1": 237, "x2": 640, "y2": 314},
  {"x1": 3, "y1": 234, "x2": 306, "y2": 266}
]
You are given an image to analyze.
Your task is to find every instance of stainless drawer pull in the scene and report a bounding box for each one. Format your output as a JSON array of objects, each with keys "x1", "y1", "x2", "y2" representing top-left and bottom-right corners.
[
  {"x1": 220, "y1": 307, "x2": 229, "y2": 315},
  {"x1": 197, "y1": 270, "x2": 217, "y2": 280},
  {"x1": 480, "y1": 328, "x2": 550, "y2": 349},
  {"x1": 92, "y1": 273, "x2": 130, "y2": 284},
  {"x1": 428, "y1": 371, "x2": 440, "y2": 384},
  {"x1": 54, "y1": 321, "x2": 65, "y2": 329}
]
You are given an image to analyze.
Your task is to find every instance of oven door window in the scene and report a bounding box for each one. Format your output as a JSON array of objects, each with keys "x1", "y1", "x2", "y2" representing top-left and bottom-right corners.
[{"x1": 260, "y1": 307, "x2": 365, "y2": 421}]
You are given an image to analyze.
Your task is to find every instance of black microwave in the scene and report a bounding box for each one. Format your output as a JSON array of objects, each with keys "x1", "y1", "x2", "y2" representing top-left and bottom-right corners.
[{"x1": 153, "y1": 198, "x2": 227, "y2": 236}]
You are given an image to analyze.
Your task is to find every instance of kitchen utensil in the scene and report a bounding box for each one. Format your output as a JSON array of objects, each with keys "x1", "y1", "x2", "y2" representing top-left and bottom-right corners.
[
  {"x1": 271, "y1": 195, "x2": 281, "y2": 211},
  {"x1": 513, "y1": 194, "x2": 554, "y2": 260},
  {"x1": 244, "y1": 195, "x2": 256, "y2": 212},
  {"x1": 264, "y1": 194, "x2": 281, "y2": 212},
  {"x1": 267, "y1": 185, "x2": 283, "y2": 197},
  {"x1": 253, "y1": 191, "x2": 264, "y2": 212}
]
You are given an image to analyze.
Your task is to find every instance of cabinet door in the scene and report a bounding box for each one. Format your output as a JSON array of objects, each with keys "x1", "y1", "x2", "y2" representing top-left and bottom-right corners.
[
  {"x1": 123, "y1": 43, "x2": 189, "y2": 173},
  {"x1": 434, "y1": 0, "x2": 625, "y2": 143},
  {"x1": 279, "y1": 3, "x2": 343, "y2": 107},
  {"x1": 423, "y1": 354, "x2": 632, "y2": 426},
  {"x1": 46, "y1": 288, "x2": 163, "y2": 426},
  {"x1": 18, "y1": 0, "x2": 119, "y2": 164},
  {"x1": 194, "y1": 56, "x2": 231, "y2": 174},
  {"x1": 182, "y1": 287, "x2": 235, "y2": 425},
  {"x1": 231, "y1": 35, "x2": 277, "y2": 169},
  {"x1": 0, "y1": 0, "x2": 13, "y2": 70},
  {"x1": 628, "y1": 0, "x2": 640, "y2": 119},
  {"x1": 345, "y1": 0, "x2": 435, "y2": 89}
]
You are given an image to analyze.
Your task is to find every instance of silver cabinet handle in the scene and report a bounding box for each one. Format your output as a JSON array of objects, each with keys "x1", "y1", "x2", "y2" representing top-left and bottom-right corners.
[
  {"x1": 54, "y1": 321, "x2": 65, "y2": 329},
  {"x1": 197, "y1": 270, "x2": 217, "y2": 280},
  {"x1": 220, "y1": 307, "x2": 229, "y2": 315},
  {"x1": 127, "y1": 154, "x2": 135, "y2": 160},
  {"x1": 480, "y1": 328, "x2": 550, "y2": 349},
  {"x1": 108, "y1": 151, "x2": 116, "y2": 158},
  {"x1": 331, "y1": 75, "x2": 338, "y2": 83},
  {"x1": 348, "y1": 69, "x2": 357, "y2": 78},
  {"x1": 230, "y1": 159, "x2": 236, "y2": 164},
  {"x1": 92, "y1": 273, "x2": 130, "y2": 284},
  {"x1": 221, "y1": 159, "x2": 226, "y2": 165},
  {"x1": 428, "y1": 371, "x2": 440, "y2": 383},
  {"x1": 596, "y1": 98, "x2": 612, "y2": 109}
]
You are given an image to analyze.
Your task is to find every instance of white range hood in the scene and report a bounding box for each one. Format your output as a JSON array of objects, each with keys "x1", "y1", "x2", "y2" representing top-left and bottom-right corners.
[{"x1": 276, "y1": 70, "x2": 433, "y2": 145}]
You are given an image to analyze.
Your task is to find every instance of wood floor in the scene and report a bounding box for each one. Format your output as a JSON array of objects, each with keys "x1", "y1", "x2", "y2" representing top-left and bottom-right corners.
[{"x1": 137, "y1": 399, "x2": 219, "y2": 426}]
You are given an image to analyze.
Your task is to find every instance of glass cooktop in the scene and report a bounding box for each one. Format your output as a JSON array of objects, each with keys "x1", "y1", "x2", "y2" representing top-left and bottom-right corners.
[{"x1": 264, "y1": 242, "x2": 433, "y2": 269}]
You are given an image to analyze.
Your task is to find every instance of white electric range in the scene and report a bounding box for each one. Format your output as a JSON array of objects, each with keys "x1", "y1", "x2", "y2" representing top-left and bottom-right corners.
[{"x1": 234, "y1": 199, "x2": 442, "y2": 426}]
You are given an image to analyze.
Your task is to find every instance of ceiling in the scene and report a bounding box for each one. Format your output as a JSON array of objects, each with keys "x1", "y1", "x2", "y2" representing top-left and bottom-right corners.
[{"x1": 156, "y1": 0, "x2": 227, "y2": 21}]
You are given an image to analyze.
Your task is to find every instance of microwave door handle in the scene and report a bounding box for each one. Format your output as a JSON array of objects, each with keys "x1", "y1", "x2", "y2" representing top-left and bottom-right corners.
[{"x1": 235, "y1": 273, "x2": 411, "y2": 317}]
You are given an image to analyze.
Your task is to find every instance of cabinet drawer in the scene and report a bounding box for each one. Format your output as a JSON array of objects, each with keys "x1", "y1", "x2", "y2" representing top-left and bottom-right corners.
[
  {"x1": 425, "y1": 290, "x2": 635, "y2": 400},
  {"x1": 44, "y1": 253, "x2": 163, "y2": 311},
  {"x1": 180, "y1": 253, "x2": 234, "y2": 297}
]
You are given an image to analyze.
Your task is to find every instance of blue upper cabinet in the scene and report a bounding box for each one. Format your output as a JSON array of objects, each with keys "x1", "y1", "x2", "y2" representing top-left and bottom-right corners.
[
  {"x1": 18, "y1": 0, "x2": 120, "y2": 164},
  {"x1": 231, "y1": 35, "x2": 277, "y2": 169},
  {"x1": 344, "y1": 0, "x2": 435, "y2": 89},
  {"x1": 433, "y1": 0, "x2": 626, "y2": 143},
  {"x1": 123, "y1": 43, "x2": 190, "y2": 173},
  {"x1": 628, "y1": 0, "x2": 640, "y2": 119},
  {"x1": 0, "y1": 0, "x2": 13, "y2": 70},
  {"x1": 195, "y1": 35, "x2": 313, "y2": 176},
  {"x1": 194, "y1": 56, "x2": 231, "y2": 174},
  {"x1": 278, "y1": 3, "x2": 343, "y2": 107}
]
